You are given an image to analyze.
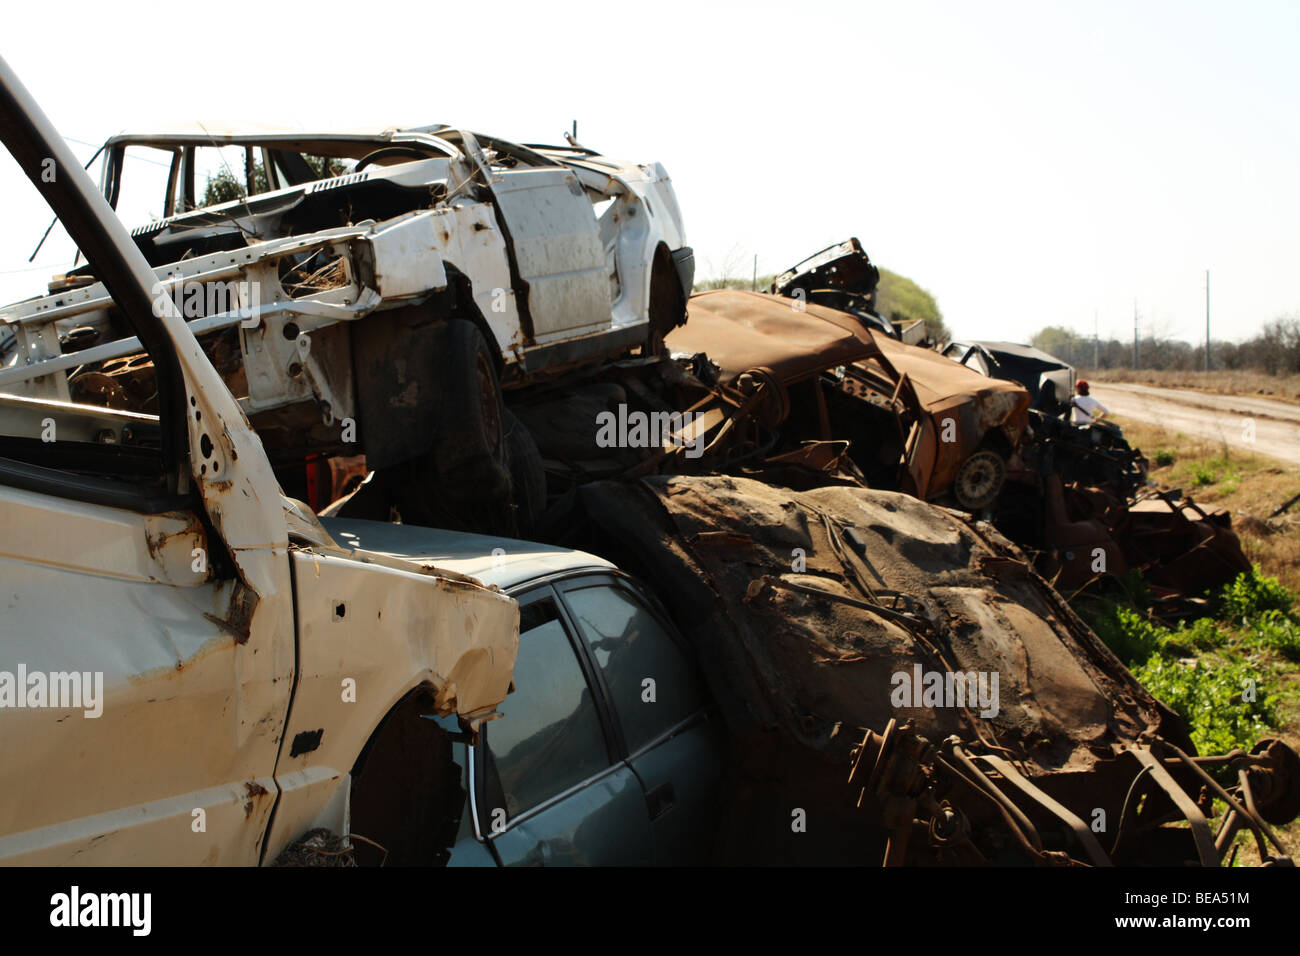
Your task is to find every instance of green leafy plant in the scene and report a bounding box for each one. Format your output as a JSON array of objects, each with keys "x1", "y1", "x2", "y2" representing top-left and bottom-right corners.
[
  {"x1": 1091, "y1": 605, "x2": 1165, "y2": 665},
  {"x1": 1218, "y1": 567, "x2": 1295, "y2": 619},
  {"x1": 1132, "y1": 655, "x2": 1277, "y2": 756},
  {"x1": 1250, "y1": 611, "x2": 1300, "y2": 661}
]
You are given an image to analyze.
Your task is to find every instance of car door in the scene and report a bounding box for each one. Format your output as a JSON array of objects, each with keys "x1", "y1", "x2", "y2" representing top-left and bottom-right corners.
[
  {"x1": 0, "y1": 72, "x2": 296, "y2": 865},
  {"x1": 474, "y1": 136, "x2": 611, "y2": 345},
  {"x1": 557, "y1": 575, "x2": 726, "y2": 865},
  {"x1": 474, "y1": 584, "x2": 652, "y2": 866}
]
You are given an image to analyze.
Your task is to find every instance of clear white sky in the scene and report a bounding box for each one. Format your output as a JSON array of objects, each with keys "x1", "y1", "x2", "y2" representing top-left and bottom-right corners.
[{"x1": 2, "y1": 0, "x2": 1297, "y2": 345}]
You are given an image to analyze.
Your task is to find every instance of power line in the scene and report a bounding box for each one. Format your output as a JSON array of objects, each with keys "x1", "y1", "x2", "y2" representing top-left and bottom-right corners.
[{"x1": 63, "y1": 135, "x2": 172, "y2": 168}]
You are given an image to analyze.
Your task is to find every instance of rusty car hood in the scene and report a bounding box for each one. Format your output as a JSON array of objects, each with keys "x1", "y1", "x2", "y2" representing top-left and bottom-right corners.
[
  {"x1": 869, "y1": 331, "x2": 1031, "y2": 434},
  {"x1": 670, "y1": 289, "x2": 881, "y2": 385}
]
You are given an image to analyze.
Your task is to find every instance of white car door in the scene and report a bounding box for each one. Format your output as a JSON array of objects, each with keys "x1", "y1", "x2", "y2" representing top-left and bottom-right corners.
[
  {"x1": 0, "y1": 477, "x2": 294, "y2": 865},
  {"x1": 475, "y1": 137, "x2": 611, "y2": 345},
  {"x1": 0, "y1": 74, "x2": 296, "y2": 865}
]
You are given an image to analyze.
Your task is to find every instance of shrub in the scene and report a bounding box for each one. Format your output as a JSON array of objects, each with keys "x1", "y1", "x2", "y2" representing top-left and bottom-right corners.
[
  {"x1": 1219, "y1": 568, "x2": 1295, "y2": 619},
  {"x1": 1092, "y1": 606, "x2": 1165, "y2": 666},
  {"x1": 1250, "y1": 611, "x2": 1300, "y2": 662},
  {"x1": 1164, "y1": 617, "x2": 1228, "y2": 654}
]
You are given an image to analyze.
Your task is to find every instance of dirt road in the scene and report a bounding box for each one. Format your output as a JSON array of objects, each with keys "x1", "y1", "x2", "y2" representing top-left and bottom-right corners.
[{"x1": 1090, "y1": 382, "x2": 1300, "y2": 466}]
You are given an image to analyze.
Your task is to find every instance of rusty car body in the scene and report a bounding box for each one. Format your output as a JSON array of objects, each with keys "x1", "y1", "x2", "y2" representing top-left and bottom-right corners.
[
  {"x1": 549, "y1": 473, "x2": 1300, "y2": 866},
  {"x1": 769, "y1": 237, "x2": 932, "y2": 345},
  {"x1": 664, "y1": 289, "x2": 1031, "y2": 510},
  {"x1": 937, "y1": 341, "x2": 1249, "y2": 601}
]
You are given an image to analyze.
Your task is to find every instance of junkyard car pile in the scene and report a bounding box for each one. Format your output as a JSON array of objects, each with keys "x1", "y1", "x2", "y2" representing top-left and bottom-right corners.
[{"x1": 1, "y1": 59, "x2": 1295, "y2": 867}]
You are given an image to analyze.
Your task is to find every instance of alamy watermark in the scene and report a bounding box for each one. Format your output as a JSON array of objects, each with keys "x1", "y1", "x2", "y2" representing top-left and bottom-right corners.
[
  {"x1": 50, "y1": 886, "x2": 150, "y2": 936},
  {"x1": 595, "y1": 403, "x2": 705, "y2": 459},
  {"x1": 890, "y1": 664, "x2": 1000, "y2": 718},
  {"x1": 152, "y1": 279, "x2": 262, "y2": 326},
  {"x1": 0, "y1": 666, "x2": 103, "y2": 718}
]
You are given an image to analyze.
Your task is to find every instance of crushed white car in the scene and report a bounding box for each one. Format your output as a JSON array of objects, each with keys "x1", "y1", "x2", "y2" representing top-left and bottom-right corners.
[{"x1": 2, "y1": 124, "x2": 693, "y2": 532}]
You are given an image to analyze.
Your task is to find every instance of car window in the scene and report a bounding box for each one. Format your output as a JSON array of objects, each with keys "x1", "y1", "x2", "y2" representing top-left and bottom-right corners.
[
  {"x1": 483, "y1": 597, "x2": 610, "y2": 820},
  {"x1": 0, "y1": 146, "x2": 176, "y2": 497},
  {"x1": 562, "y1": 583, "x2": 706, "y2": 753}
]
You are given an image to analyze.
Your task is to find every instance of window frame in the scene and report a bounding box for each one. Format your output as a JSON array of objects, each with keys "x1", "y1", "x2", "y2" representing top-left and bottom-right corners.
[
  {"x1": 556, "y1": 573, "x2": 710, "y2": 762},
  {"x1": 468, "y1": 567, "x2": 712, "y2": 843},
  {"x1": 472, "y1": 578, "x2": 624, "y2": 838},
  {"x1": 0, "y1": 73, "x2": 190, "y2": 511}
]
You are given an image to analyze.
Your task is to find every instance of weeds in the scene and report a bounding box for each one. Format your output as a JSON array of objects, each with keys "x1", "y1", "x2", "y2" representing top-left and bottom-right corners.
[
  {"x1": 1220, "y1": 566, "x2": 1296, "y2": 618},
  {"x1": 1131, "y1": 654, "x2": 1278, "y2": 757},
  {"x1": 1082, "y1": 567, "x2": 1296, "y2": 755}
]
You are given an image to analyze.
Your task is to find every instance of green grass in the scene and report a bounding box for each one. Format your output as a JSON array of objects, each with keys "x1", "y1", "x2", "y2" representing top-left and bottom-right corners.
[{"x1": 1082, "y1": 568, "x2": 1298, "y2": 757}]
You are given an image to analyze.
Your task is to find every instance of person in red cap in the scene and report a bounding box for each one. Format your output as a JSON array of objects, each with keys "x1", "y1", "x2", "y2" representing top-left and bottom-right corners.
[{"x1": 1071, "y1": 379, "x2": 1110, "y2": 425}]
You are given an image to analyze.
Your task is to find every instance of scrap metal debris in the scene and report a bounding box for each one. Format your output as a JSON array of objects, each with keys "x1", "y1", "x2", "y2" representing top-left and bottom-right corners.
[{"x1": 548, "y1": 473, "x2": 1299, "y2": 865}]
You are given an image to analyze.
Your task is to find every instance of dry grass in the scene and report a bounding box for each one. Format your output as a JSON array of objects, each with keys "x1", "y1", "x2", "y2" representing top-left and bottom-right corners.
[
  {"x1": 1083, "y1": 368, "x2": 1300, "y2": 405},
  {"x1": 1120, "y1": 418, "x2": 1300, "y2": 594}
]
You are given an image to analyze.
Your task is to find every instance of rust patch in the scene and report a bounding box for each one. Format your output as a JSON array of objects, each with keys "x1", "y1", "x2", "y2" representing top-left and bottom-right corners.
[
  {"x1": 243, "y1": 780, "x2": 270, "y2": 819},
  {"x1": 202, "y1": 579, "x2": 259, "y2": 645},
  {"x1": 143, "y1": 511, "x2": 205, "y2": 564}
]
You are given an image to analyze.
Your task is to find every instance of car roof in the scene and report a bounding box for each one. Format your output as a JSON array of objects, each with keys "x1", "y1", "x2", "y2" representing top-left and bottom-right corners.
[
  {"x1": 102, "y1": 123, "x2": 449, "y2": 145},
  {"x1": 319, "y1": 517, "x2": 615, "y2": 592}
]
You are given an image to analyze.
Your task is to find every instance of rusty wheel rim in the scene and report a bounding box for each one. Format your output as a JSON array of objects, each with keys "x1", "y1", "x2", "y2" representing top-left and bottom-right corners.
[{"x1": 954, "y1": 451, "x2": 1003, "y2": 509}]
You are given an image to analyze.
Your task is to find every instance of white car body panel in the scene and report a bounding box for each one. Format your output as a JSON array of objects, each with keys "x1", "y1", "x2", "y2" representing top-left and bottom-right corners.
[{"x1": 0, "y1": 71, "x2": 522, "y2": 866}]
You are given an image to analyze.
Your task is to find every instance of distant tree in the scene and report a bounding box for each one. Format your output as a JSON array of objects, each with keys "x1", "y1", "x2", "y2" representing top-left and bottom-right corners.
[
  {"x1": 1026, "y1": 313, "x2": 1300, "y2": 374},
  {"x1": 201, "y1": 168, "x2": 246, "y2": 208},
  {"x1": 695, "y1": 274, "x2": 777, "y2": 292},
  {"x1": 876, "y1": 269, "x2": 948, "y2": 344},
  {"x1": 1031, "y1": 326, "x2": 1088, "y2": 365},
  {"x1": 304, "y1": 154, "x2": 352, "y2": 179},
  {"x1": 201, "y1": 160, "x2": 269, "y2": 209}
]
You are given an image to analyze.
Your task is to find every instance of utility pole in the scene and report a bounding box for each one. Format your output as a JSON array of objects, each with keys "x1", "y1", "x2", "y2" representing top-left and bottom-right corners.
[
  {"x1": 1133, "y1": 299, "x2": 1139, "y2": 369},
  {"x1": 1205, "y1": 269, "x2": 1211, "y2": 372},
  {"x1": 1094, "y1": 308, "x2": 1099, "y2": 368},
  {"x1": 752, "y1": 254, "x2": 757, "y2": 292}
]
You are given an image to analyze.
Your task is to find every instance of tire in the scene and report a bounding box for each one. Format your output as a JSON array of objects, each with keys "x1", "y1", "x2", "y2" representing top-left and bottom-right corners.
[
  {"x1": 952, "y1": 449, "x2": 1006, "y2": 511},
  {"x1": 390, "y1": 319, "x2": 516, "y2": 534},
  {"x1": 431, "y1": 319, "x2": 507, "y2": 483},
  {"x1": 504, "y1": 408, "x2": 546, "y2": 536},
  {"x1": 645, "y1": 249, "x2": 686, "y2": 358}
]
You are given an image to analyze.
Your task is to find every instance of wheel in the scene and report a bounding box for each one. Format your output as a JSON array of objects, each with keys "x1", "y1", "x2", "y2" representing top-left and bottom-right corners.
[
  {"x1": 504, "y1": 408, "x2": 546, "y2": 536},
  {"x1": 391, "y1": 319, "x2": 516, "y2": 534},
  {"x1": 952, "y1": 449, "x2": 1006, "y2": 511},
  {"x1": 645, "y1": 249, "x2": 685, "y2": 358},
  {"x1": 430, "y1": 319, "x2": 507, "y2": 483}
]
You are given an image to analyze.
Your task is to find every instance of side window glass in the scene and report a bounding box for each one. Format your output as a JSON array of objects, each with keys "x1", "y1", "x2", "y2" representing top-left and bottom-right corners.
[
  {"x1": 563, "y1": 583, "x2": 705, "y2": 753},
  {"x1": 483, "y1": 597, "x2": 610, "y2": 821}
]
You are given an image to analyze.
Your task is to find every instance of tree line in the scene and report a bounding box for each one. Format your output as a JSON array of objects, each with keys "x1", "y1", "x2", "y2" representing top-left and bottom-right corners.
[{"x1": 1030, "y1": 316, "x2": 1300, "y2": 374}]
